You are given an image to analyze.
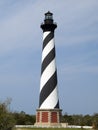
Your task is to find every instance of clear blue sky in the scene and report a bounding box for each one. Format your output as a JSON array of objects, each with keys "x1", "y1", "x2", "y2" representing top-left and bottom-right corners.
[{"x1": 0, "y1": 0, "x2": 98, "y2": 115}]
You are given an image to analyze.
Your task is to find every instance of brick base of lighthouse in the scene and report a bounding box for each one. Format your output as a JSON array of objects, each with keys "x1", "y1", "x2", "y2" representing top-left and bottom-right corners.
[{"x1": 34, "y1": 109, "x2": 62, "y2": 127}]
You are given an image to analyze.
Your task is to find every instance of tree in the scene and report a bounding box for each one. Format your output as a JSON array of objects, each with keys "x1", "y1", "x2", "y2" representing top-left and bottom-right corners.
[
  {"x1": 0, "y1": 98, "x2": 15, "y2": 130},
  {"x1": 83, "y1": 115, "x2": 92, "y2": 126},
  {"x1": 62, "y1": 113, "x2": 93, "y2": 126},
  {"x1": 62, "y1": 113, "x2": 74, "y2": 125},
  {"x1": 13, "y1": 111, "x2": 36, "y2": 125},
  {"x1": 92, "y1": 113, "x2": 98, "y2": 129}
]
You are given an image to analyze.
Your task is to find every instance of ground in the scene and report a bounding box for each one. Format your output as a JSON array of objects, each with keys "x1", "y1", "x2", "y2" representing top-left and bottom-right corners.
[{"x1": 13, "y1": 128, "x2": 91, "y2": 130}]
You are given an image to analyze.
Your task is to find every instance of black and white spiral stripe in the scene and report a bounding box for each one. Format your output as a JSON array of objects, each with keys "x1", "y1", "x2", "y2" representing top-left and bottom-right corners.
[{"x1": 39, "y1": 31, "x2": 59, "y2": 109}]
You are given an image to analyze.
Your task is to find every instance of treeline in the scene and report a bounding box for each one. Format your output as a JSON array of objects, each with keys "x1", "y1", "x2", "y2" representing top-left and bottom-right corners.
[
  {"x1": 0, "y1": 99, "x2": 98, "y2": 130},
  {"x1": 61, "y1": 113, "x2": 98, "y2": 128}
]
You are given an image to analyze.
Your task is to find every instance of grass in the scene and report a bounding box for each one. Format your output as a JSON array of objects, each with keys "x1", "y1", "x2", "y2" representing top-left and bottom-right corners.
[{"x1": 13, "y1": 128, "x2": 88, "y2": 130}]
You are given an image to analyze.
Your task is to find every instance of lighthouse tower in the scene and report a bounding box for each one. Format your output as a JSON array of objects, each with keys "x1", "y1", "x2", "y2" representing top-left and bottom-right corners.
[{"x1": 35, "y1": 11, "x2": 62, "y2": 127}]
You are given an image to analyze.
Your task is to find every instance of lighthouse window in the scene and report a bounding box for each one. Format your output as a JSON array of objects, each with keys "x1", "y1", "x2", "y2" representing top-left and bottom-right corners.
[{"x1": 45, "y1": 15, "x2": 53, "y2": 20}]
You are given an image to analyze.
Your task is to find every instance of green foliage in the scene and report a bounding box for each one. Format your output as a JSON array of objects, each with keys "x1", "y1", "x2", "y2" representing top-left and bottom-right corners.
[
  {"x1": 62, "y1": 113, "x2": 98, "y2": 128},
  {"x1": 0, "y1": 98, "x2": 15, "y2": 130},
  {"x1": 13, "y1": 111, "x2": 35, "y2": 125},
  {"x1": 92, "y1": 113, "x2": 98, "y2": 129},
  {"x1": 0, "y1": 98, "x2": 35, "y2": 129}
]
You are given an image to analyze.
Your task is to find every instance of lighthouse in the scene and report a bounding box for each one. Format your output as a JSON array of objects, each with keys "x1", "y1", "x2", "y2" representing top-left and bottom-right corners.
[{"x1": 35, "y1": 11, "x2": 62, "y2": 127}]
